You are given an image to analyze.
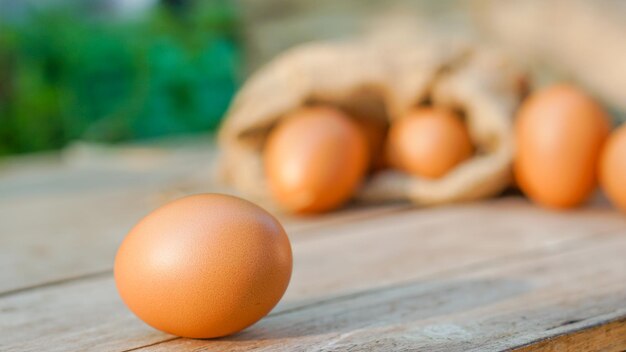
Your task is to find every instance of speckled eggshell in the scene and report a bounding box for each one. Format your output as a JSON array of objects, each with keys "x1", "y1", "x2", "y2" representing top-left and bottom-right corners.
[{"x1": 114, "y1": 194, "x2": 293, "y2": 339}]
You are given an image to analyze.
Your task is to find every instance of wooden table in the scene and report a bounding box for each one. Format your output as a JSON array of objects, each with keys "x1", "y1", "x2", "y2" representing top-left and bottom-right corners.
[{"x1": 2, "y1": 141, "x2": 626, "y2": 351}]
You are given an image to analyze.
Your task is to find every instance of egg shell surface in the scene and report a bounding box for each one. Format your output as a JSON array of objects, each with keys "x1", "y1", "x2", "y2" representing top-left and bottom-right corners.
[{"x1": 114, "y1": 194, "x2": 293, "y2": 338}]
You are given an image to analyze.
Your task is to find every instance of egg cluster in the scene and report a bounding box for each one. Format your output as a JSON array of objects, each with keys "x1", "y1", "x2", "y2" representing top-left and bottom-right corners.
[
  {"x1": 114, "y1": 82, "x2": 626, "y2": 341},
  {"x1": 264, "y1": 83, "x2": 626, "y2": 214},
  {"x1": 263, "y1": 105, "x2": 475, "y2": 214}
]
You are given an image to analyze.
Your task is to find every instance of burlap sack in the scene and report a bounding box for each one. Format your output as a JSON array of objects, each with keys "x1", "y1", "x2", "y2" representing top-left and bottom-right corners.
[{"x1": 218, "y1": 36, "x2": 526, "y2": 208}]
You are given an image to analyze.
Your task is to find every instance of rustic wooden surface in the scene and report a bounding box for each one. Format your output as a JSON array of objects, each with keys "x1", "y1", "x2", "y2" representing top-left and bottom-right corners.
[{"x1": 2, "y1": 142, "x2": 626, "y2": 352}]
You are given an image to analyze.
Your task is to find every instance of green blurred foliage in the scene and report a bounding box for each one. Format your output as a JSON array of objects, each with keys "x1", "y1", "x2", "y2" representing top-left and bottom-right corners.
[{"x1": 0, "y1": 0, "x2": 240, "y2": 155}]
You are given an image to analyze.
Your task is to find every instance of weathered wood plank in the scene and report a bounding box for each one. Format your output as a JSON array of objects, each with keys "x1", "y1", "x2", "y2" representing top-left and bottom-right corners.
[
  {"x1": 0, "y1": 144, "x2": 407, "y2": 294},
  {"x1": 0, "y1": 183, "x2": 407, "y2": 295},
  {"x1": 0, "y1": 143, "x2": 221, "y2": 294},
  {"x1": 0, "y1": 276, "x2": 159, "y2": 352},
  {"x1": 1, "y1": 200, "x2": 624, "y2": 352},
  {"x1": 280, "y1": 198, "x2": 625, "y2": 308},
  {"x1": 135, "y1": 233, "x2": 626, "y2": 352},
  {"x1": 510, "y1": 316, "x2": 626, "y2": 352}
]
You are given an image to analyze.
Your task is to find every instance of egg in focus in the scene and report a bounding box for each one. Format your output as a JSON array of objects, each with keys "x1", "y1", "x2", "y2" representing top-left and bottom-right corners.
[
  {"x1": 114, "y1": 194, "x2": 293, "y2": 339},
  {"x1": 386, "y1": 106, "x2": 473, "y2": 179},
  {"x1": 600, "y1": 124, "x2": 626, "y2": 212},
  {"x1": 264, "y1": 106, "x2": 369, "y2": 214},
  {"x1": 514, "y1": 84, "x2": 610, "y2": 208}
]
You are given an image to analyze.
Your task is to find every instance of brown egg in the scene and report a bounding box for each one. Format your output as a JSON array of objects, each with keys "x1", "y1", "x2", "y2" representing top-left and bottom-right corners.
[
  {"x1": 264, "y1": 106, "x2": 369, "y2": 214},
  {"x1": 114, "y1": 194, "x2": 292, "y2": 338},
  {"x1": 515, "y1": 84, "x2": 610, "y2": 208},
  {"x1": 386, "y1": 107, "x2": 473, "y2": 179},
  {"x1": 600, "y1": 124, "x2": 626, "y2": 212}
]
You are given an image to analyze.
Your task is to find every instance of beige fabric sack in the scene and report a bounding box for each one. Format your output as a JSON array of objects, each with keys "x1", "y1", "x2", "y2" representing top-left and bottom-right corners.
[{"x1": 218, "y1": 35, "x2": 527, "y2": 208}]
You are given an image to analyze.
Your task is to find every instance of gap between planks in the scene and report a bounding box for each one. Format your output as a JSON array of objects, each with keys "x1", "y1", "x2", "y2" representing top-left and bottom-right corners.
[
  {"x1": 130, "y1": 231, "x2": 626, "y2": 352},
  {"x1": 0, "y1": 199, "x2": 409, "y2": 296},
  {"x1": 2, "y1": 201, "x2": 625, "y2": 352},
  {"x1": 508, "y1": 315, "x2": 626, "y2": 352}
]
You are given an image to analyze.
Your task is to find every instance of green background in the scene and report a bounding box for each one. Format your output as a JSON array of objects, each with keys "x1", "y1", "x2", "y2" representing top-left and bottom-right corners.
[{"x1": 0, "y1": 0, "x2": 241, "y2": 155}]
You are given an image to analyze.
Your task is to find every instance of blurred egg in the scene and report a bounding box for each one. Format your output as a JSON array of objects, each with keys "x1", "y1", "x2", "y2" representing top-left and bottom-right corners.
[
  {"x1": 600, "y1": 125, "x2": 626, "y2": 212},
  {"x1": 515, "y1": 84, "x2": 610, "y2": 208},
  {"x1": 386, "y1": 107, "x2": 473, "y2": 179},
  {"x1": 114, "y1": 194, "x2": 292, "y2": 338},
  {"x1": 264, "y1": 106, "x2": 369, "y2": 214}
]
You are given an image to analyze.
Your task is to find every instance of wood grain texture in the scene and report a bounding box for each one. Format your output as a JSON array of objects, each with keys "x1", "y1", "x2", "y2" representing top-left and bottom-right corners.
[
  {"x1": 134, "y1": 233, "x2": 626, "y2": 352},
  {"x1": 0, "y1": 142, "x2": 220, "y2": 293},
  {"x1": 280, "y1": 198, "x2": 625, "y2": 310},
  {"x1": 3, "y1": 145, "x2": 626, "y2": 351},
  {"x1": 0, "y1": 276, "x2": 166, "y2": 352},
  {"x1": 0, "y1": 144, "x2": 406, "y2": 294},
  {"x1": 1, "y1": 197, "x2": 625, "y2": 351},
  {"x1": 511, "y1": 316, "x2": 626, "y2": 352}
]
